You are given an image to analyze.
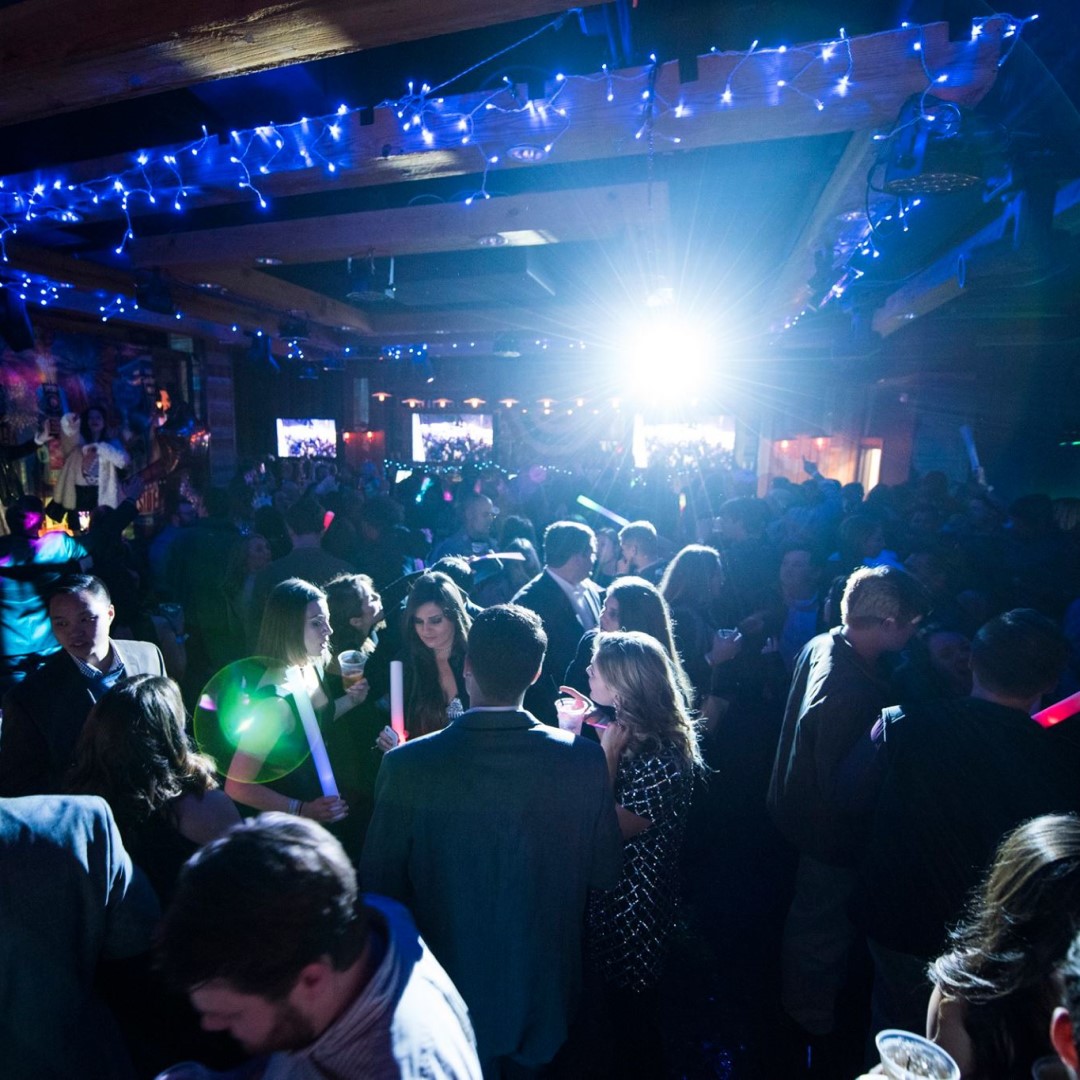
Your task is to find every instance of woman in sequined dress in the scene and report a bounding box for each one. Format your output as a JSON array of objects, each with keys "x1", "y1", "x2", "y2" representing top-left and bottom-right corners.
[
  {"x1": 585, "y1": 630, "x2": 702, "y2": 1071},
  {"x1": 586, "y1": 630, "x2": 702, "y2": 990}
]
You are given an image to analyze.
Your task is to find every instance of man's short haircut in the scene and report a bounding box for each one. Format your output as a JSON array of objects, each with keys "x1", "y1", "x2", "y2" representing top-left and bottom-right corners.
[
  {"x1": 48, "y1": 574, "x2": 111, "y2": 608},
  {"x1": 718, "y1": 496, "x2": 770, "y2": 536},
  {"x1": 285, "y1": 496, "x2": 326, "y2": 538},
  {"x1": 840, "y1": 565, "x2": 930, "y2": 628},
  {"x1": 971, "y1": 608, "x2": 1068, "y2": 699},
  {"x1": 5, "y1": 495, "x2": 45, "y2": 538},
  {"x1": 157, "y1": 814, "x2": 369, "y2": 1000},
  {"x1": 466, "y1": 604, "x2": 547, "y2": 703},
  {"x1": 543, "y1": 521, "x2": 594, "y2": 568},
  {"x1": 618, "y1": 521, "x2": 659, "y2": 559}
]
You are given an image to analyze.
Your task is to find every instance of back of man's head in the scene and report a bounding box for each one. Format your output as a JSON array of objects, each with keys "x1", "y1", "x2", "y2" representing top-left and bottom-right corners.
[
  {"x1": 543, "y1": 521, "x2": 593, "y2": 569},
  {"x1": 158, "y1": 814, "x2": 368, "y2": 1000},
  {"x1": 285, "y1": 496, "x2": 326, "y2": 539},
  {"x1": 5, "y1": 495, "x2": 45, "y2": 538},
  {"x1": 718, "y1": 497, "x2": 770, "y2": 539},
  {"x1": 618, "y1": 521, "x2": 659, "y2": 560},
  {"x1": 841, "y1": 565, "x2": 930, "y2": 628},
  {"x1": 466, "y1": 604, "x2": 547, "y2": 705},
  {"x1": 971, "y1": 608, "x2": 1068, "y2": 701}
]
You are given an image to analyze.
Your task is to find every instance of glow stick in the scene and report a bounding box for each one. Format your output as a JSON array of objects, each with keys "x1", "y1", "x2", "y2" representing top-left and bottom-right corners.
[
  {"x1": 390, "y1": 660, "x2": 407, "y2": 742},
  {"x1": 1033, "y1": 690, "x2": 1080, "y2": 728},
  {"x1": 285, "y1": 667, "x2": 339, "y2": 795},
  {"x1": 959, "y1": 425, "x2": 981, "y2": 473},
  {"x1": 575, "y1": 494, "x2": 630, "y2": 527}
]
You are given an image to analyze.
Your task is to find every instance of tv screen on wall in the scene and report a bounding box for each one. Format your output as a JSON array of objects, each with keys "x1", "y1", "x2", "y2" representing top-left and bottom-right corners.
[
  {"x1": 276, "y1": 418, "x2": 338, "y2": 458},
  {"x1": 411, "y1": 413, "x2": 493, "y2": 463}
]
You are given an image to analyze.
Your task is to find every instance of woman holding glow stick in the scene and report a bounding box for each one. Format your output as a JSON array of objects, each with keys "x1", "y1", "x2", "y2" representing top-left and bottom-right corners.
[
  {"x1": 221, "y1": 578, "x2": 369, "y2": 842},
  {"x1": 376, "y1": 571, "x2": 471, "y2": 751}
]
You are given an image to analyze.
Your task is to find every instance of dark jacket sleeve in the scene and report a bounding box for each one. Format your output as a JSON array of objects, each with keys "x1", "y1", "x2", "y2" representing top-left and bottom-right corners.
[{"x1": 0, "y1": 686, "x2": 49, "y2": 797}]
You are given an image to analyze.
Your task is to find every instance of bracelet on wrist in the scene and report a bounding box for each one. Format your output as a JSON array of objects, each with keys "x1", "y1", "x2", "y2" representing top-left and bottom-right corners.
[{"x1": 288, "y1": 798, "x2": 302, "y2": 815}]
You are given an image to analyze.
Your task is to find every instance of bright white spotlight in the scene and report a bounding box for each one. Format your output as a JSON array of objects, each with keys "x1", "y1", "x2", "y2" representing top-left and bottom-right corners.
[{"x1": 621, "y1": 313, "x2": 713, "y2": 400}]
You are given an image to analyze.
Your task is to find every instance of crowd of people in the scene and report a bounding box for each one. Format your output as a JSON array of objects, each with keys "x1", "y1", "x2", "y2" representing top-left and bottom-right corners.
[{"x1": 2, "y1": 453, "x2": 1080, "y2": 1079}]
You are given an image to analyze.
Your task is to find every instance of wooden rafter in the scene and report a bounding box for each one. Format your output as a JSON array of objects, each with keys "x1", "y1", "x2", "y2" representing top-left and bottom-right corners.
[
  {"x1": 0, "y1": 0, "x2": 599, "y2": 128},
  {"x1": 129, "y1": 182, "x2": 669, "y2": 267}
]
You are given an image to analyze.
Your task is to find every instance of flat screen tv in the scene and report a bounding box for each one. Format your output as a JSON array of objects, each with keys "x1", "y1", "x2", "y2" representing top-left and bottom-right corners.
[
  {"x1": 631, "y1": 416, "x2": 736, "y2": 469},
  {"x1": 411, "y1": 413, "x2": 493, "y2": 463},
  {"x1": 276, "y1": 417, "x2": 338, "y2": 458}
]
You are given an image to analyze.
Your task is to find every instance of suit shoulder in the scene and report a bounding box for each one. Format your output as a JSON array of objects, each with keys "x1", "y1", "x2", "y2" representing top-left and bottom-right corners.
[{"x1": 511, "y1": 572, "x2": 549, "y2": 605}]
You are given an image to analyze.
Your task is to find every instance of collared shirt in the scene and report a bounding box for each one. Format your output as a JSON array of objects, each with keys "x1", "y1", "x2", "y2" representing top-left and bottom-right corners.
[
  {"x1": 545, "y1": 568, "x2": 599, "y2": 631},
  {"x1": 71, "y1": 646, "x2": 126, "y2": 701}
]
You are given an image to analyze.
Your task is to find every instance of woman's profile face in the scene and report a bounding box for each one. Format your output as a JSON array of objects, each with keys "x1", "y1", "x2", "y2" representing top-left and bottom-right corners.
[
  {"x1": 600, "y1": 596, "x2": 622, "y2": 632},
  {"x1": 587, "y1": 659, "x2": 616, "y2": 707},
  {"x1": 355, "y1": 587, "x2": 383, "y2": 634},
  {"x1": 413, "y1": 601, "x2": 455, "y2": 653},
  {"x1": 302, "y1": 599, "x2": 332, "y2": 660}
]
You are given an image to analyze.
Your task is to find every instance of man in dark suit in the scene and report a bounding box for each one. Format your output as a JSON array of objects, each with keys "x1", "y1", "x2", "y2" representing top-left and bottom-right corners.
[
  {"x1": 361, "y1": 605, "x2": 621, "y2": 1078},
  {"x1": 511, "y1": 521, "x2": 602, "y2": 725},
  {"x1": 0, "y1": 574, "x2": 166, "y2": 796}
]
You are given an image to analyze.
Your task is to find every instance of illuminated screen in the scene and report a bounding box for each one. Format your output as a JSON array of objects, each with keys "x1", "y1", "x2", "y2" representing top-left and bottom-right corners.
[
  {"x1": 412, "y1": 413, "x2": 494, "y2": 463},
  {"x1": 275, "y1": 418, "x2": 338, "y2": 458},
  {"x1": 631, "y1": 416, "x2": 736, "y2": 469}
]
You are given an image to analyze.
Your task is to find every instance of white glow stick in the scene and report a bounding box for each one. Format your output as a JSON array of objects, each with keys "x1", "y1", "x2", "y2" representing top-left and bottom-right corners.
[
  {"x1": 576, "y1": 494, "x2": 630, "y2": 527},
  {"x1": 285, "y1": 667, "x2": 339, "y2": 796},
  {"x1": 390, "y1": 660, "x2": 407, "y2": 742}
]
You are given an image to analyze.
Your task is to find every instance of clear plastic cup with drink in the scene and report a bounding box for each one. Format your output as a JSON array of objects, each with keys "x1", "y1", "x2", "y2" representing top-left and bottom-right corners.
[
  {"x1": 875, "y1": 1030, "x2": 960, "y2": 1080},
  {"x1": 555, "y1": 696, "x2": 589, "y2": 735},
  {"x1": 338, "y1": 650, "x2": 368, "y2": 689}
]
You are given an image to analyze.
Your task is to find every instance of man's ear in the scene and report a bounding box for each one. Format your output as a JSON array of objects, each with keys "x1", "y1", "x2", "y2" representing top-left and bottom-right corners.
[
  {"x1": 1051, "y1": 1006, "x2": 1079, "y2": 1071},
  {"x1": 106, "y1": 603, "x2": 116, "y2": 627},
  {"x1": 529, "y1": 664, "x2": 543, "y2": 687},
  {"x1": 291, "y1": 960, "x2": 333, "y2": 1005}
]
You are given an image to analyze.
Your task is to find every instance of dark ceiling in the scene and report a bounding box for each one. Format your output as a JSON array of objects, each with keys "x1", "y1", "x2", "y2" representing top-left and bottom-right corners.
[{"x1": 1, "y1": 0, "x2": 1079, "y2": 380}]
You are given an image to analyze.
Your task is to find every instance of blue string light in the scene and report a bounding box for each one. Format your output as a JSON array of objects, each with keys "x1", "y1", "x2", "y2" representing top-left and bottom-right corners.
[{"x1": 0, "y1": 15, "x2": 1036, "y2": 267}]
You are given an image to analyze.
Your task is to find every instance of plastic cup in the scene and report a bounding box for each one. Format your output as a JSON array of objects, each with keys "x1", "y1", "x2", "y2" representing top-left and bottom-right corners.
[
  {"x1": 1031, "y1": 1056, "x2": 1071, "y2": 1079},
  {"x1": 555, "y1": 696, "x2": 588, "y2": 735},
  {"x1": 876, "y1": 1030, "x2": 960, "y2": 1080},
  {"x1": 338, "y1": 650, "x2": 368, "y2": 688}
]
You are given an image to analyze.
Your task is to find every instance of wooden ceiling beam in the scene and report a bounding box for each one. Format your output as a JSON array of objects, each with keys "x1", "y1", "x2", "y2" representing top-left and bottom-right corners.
[
  {"x1": 169, "y1": 265, "x2": 373, "y2": 335},
  {"x1": 3, "y1": 22, "x2": 1003, "y2": 225},
  {"x1": 3, "y1": 241, "x2": 367, "y2": 346},
  {"x1": 128, "y1": 182, "x2": 668, "y2": 267},
  {"x1": 0, "y1": 1, "x2": 598, "y2": 128}
]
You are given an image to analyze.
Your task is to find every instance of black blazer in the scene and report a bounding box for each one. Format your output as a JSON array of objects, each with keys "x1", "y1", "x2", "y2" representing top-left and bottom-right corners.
[
  {"x1": 0, "y1": 639, "x2": 166, "y2": 796},
  {"x1": 512, "y1": 571, "x2": 602, "y2": 725}
]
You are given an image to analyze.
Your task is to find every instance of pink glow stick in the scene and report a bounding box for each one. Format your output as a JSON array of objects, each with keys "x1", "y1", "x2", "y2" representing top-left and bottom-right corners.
[{"x1": 1033, "y1": 690, "x2": 1080, "y2": 728}]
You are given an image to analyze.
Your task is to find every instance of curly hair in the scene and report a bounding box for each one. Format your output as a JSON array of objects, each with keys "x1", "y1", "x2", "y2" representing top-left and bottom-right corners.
[
  {"x1": 929, "y1": 814, "x2": 1080, "y2": 1076},
  {"x1": 402, "y1": 572, "x2": 472, "y2": 737},
  {"x1": 67, "y1": 674, "x2": 218, "y2": 841},
  {"x1": 591, "y1": 631, "x2": 702, "y2": 772}
]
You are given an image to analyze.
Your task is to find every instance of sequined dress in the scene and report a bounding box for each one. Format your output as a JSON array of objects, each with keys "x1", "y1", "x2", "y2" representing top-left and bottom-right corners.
[{"x1": 588, "y1": 748, "x2": 694, "y2": 992}]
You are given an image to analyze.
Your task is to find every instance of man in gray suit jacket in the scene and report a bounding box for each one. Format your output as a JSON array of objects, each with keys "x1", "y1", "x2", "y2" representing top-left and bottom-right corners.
[
  {"x1": 0, "y1": 574, "x2": 166, "y2": 796},
  {"x1": 361, "y1": 604, "x2": 621, "y2": 1078}
]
